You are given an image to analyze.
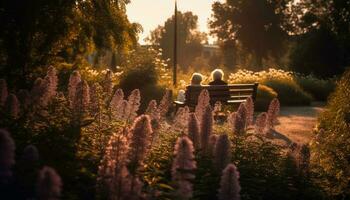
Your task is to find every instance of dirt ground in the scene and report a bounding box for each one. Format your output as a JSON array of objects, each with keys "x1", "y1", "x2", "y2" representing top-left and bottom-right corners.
[{"x1": 273, "y1": 102, "x2": 325, "y2": 145}]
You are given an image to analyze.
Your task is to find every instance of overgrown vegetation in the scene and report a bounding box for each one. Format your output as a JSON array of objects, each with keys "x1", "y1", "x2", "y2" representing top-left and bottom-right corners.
[
  {"x1": 0, "y1": 67, "x2": 330, "y2": 199},
  {"x1": 0, "y1": 0, "x2": 349, "y2": 199},
  {"x1": 227, "y1": 69, "x2": 335, "y2": 105},
  {"x1": 311, "y1": 69, "x2": 350, "y2": 198}
]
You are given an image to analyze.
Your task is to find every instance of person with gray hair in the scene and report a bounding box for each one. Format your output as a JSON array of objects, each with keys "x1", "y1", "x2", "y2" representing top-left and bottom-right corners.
[
  {"x1": 209, "y1": 69, "x2": 228, "y2": 85},
  {"x1": 190, "y1": 72, "x2": 203, "y2": 85},
  {"x1": 176, "y1": 73, "x2": 203, "y2": 103}
]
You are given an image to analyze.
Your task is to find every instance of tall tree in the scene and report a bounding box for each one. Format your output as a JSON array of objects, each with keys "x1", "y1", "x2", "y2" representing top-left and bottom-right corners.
[
  {"x1": 210, "y1": 0, "x2": 290, "y2": 70},
  {"x1": 0, "y1": 0, "x2": 140, "y2": 86},
  {"x1": 288, "y1": 0, "x2": 350, "y2": 77},
  {"x1": 147, "y1": 11, "x2": 207, "y2": 70}
]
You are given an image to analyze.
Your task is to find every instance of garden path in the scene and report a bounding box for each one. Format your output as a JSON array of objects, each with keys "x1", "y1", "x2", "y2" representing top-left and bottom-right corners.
[{"x1": 272, "y1": 102, "x2": 325, "y2": 145}]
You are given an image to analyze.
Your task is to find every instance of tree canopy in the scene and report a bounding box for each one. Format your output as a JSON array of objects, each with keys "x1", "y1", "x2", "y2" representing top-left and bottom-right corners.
[
  {"x1": 288, "y1": 0, "x2": 350, "y2": 77},
  {"x1": 147, "y1": 11, "x2": 207, "y2": 71},
  {"x1": 210, "y1": 0, "x2": 290, "y2": 70},
  {"x1": 0, "y1": 0, "x2": 141, "y2": 85}
]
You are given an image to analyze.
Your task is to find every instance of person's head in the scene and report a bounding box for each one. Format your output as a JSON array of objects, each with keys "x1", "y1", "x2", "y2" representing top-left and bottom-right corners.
[
  {"x1": 211, "y1": 69, "x2": 225, "y2": 81},
  {"x1": 191, "y1": 73, "x2": 203, "y2": 85}
]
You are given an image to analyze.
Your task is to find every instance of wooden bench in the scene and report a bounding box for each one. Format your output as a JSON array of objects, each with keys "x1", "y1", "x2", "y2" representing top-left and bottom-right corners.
[{"x1": 174, "y1": 83, "x2": 259, "y2": 108}]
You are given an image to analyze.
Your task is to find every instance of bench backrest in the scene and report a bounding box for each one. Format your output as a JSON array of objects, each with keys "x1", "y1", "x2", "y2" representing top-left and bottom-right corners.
[{"x1": 185, "y1": 83, "x2": 259, "y2": 106}]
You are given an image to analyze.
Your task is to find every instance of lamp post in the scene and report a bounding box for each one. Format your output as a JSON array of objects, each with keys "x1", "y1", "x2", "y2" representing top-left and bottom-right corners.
[{"x1": 173, "y1": 0, "x2": 178, "y2": 87}]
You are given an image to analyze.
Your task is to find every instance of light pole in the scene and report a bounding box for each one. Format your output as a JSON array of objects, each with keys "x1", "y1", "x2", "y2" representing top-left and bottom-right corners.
[{"x1": 173, "y1": 0, "x2": 178, "y2": 87}]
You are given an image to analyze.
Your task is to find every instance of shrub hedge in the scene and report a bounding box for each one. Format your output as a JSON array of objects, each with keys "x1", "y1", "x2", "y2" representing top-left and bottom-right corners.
[{"x1": 311, "y1": 69, "x2": 350, "y2": 198}]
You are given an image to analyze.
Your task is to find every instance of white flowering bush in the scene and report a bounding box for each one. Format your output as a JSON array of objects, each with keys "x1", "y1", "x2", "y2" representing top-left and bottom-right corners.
[{"x1": 228, "y1": 69, "x2": 313, "y2": 105}]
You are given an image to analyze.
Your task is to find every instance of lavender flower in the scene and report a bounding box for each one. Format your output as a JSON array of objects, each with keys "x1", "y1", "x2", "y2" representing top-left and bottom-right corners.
[
  {"x1": 173, "y1": 106, "x2": 190, "y2": 131},
  {"x1": 104, "y1": 165, "x2": 132, "y2": 199},
  {"x1": 187, "y1": 113, "x2": 200, "y2": 149},
  {"x1": 209, "y1": 134, "x2": 218, "y2": 156},
  {"x1": 172, "y1": 136, "x2": 196, "y2": 200},
  {"x1": 228, "y1": 112, "x2": 246, "y2": 135},
  {"x1": 68, "y1": 70, "x2": 81, "y2": 108},
  {"x1": 110, "y1": 89, "x2": 124, "y2": 115},
  {"x1": 127, "y1": 115, "x2": 153, "y2": 174},
  {"x1": 267, "y1": 98, "x2": 280, "y2": 130},
  {"x1": 245, "y1": 97, "x2": 254, "y2": 127},
  {"x1": 218, "y1": 164, "x2": 241, "y2": 200},
  {"x1": 0, "y1": 79, "x2": 8, "y2": 106},
  {"x1": 255, "y1": 112, "x2": 268, "y2": 135},
  {"x1": 44, "y1": 66, "x2": 58, "y2": 102},
  {"x1": 237, "y1": 103, "x2": 247, "y2": 129},
  {"x1": 227, "y1": 112, "x2": 235, "y2": 126},
  {"x1": 158, "y1": 90, "x2": 172, "y2": 117},
  {"x1": 5, "y1": 93, "x2": 20, "y2": 119},
  {"x1": 98, "y1": 134, "x2": 130, "y2": 199},
  {"x1": 200, "y1": 106, "x2": 213, "y2": 152},
  {"x1": 214, "y1": 134, "x2": 231, "y2": 171},
  {"x1": 195, "y1": 89, "x2": 210, "y2": 121},
  {"x1": 121, "y1": 172, "x2": 144, "y2": 200},
  {"x1": 126, "y1": 89, "x2": 141, "y2": 121},
  {"x1": 184, "y1": 106, "x2": 190, "y2": 119},
  {"x1": 37, "y1": 166, "x2": 62, "y2": 200},
  {"x1": 73, "y1": 80, "x2": 90, "y2": 119},
  {"x1": 117, "y1": 100, "x2": 129, "y2": 120},
  {"x1": 98, "y1": 134, "x2": 129, "y2": 178},
  {"x1": 0, "y1": 129, "x2": 15, "y2": 181},
  {"x1": 146, "y1": 100, "x2": 160, "y2": 119},
  {"x1": 17, "y1": 89, "x2": 31, "y2": 110},
  {"x1": 145, "y1": 100, "x2": 161, "y2": 129}
]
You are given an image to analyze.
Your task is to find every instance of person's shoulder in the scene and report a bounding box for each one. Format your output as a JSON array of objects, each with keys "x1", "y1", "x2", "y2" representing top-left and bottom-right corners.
[{"x1": 217, "y1": 79, "x2": 227, "y2": 84}]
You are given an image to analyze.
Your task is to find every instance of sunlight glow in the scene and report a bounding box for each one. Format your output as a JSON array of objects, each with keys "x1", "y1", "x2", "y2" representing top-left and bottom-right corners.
[{"x1": 126, "y1": 0, "x2": 223, "y2": 44}]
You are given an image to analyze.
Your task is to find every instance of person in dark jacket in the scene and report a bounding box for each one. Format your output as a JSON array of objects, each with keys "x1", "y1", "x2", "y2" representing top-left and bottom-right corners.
[
  {"x1": 209, "y1": 69, "x2": 229, "y2": 104},
  {"x1": 209, "y1": 69, "x2": 227, "y2": 85}
]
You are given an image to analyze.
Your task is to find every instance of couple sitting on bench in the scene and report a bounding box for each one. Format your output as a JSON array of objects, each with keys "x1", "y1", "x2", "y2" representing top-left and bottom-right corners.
[
  {"x1": 177, "y1": 69, "x2": 228, "y2": 102},
  {"x1": 176, "y1": 69, "x2": 258, "y2": 107},
  {"x1": 191, "y1": 69, "x2": 227, "y2": 86}
]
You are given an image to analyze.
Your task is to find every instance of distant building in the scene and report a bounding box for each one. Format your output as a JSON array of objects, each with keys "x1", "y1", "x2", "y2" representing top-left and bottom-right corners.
[{"x1": 202, "y1": 44, "x2": 220, "y2": 57}]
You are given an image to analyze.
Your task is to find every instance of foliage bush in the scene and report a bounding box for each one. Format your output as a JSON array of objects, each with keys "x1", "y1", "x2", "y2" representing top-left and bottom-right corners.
[
  {"x1": 311, "y1": 69, "x2": 350, "y2": 198},
  {"x1": 118, "y1": 64, "x2": 165, "y2": 113},
  {"x1": 0, "y1": 67, "x2": 327, "y2": 199},
  {"x1": 294, "y1": 75, "x2": 335, "y2": 101},
  {"x1": 228, "y1": 69, "x2": 313, "y2": 106},
  {"x1": 0, "y1": 67, "x2": 140, "y2": 199},
  {"x1": 118, "y1": 48, "x2": 171, "y2": 113},
  {"x1": 264, "y1": 79, "x2": 312, "y2": 106},
  {"x1": 143, "y1": 127, "x2": 324, "y2": 200},
  {"x1": 255, "y1": 85, "x2": 278, "y2": 111}
]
